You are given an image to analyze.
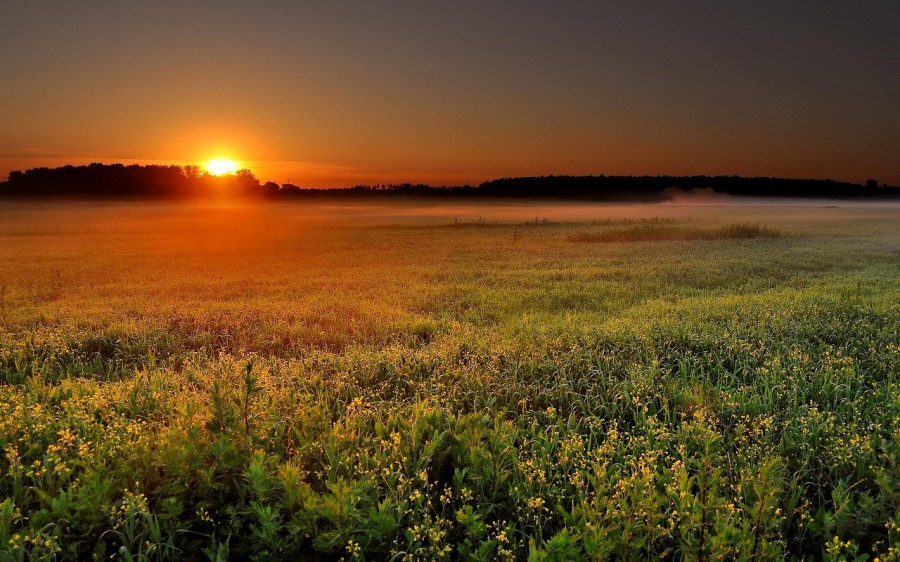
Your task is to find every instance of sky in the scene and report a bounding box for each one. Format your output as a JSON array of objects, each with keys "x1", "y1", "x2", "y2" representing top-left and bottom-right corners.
[{"x1": 1, "y1": 1, "x2": 898, "y2": 187}]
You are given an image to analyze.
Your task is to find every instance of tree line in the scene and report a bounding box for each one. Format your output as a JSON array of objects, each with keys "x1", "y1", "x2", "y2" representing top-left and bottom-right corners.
[
  {"x1": 0, "y1": 163, "x2": 265, "y2": 199},
  {"x1": 1, "y1": 164, "x2": 897, "y2": 200}
]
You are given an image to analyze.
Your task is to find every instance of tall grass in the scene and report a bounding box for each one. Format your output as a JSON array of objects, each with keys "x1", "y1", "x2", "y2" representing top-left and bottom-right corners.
[{"x1": 567, "y1": 222, "x2": 782, "y2": 243}]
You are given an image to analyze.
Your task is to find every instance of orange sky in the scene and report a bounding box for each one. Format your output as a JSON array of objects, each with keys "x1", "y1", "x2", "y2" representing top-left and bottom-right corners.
[{"x1": 2, "y1": 3, "x2": 898, "y2": 187}]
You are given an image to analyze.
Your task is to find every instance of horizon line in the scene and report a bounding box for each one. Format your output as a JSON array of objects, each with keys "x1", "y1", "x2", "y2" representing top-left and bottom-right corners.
[{"x1": 2, "y1": 161, "x2": 896, "y2": 190}]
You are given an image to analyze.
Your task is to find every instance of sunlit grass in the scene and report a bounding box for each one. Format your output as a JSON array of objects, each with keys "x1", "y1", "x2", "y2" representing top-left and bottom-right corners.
[{"x1": 0, "y1": 202, "x2": 897, "y2": 560}]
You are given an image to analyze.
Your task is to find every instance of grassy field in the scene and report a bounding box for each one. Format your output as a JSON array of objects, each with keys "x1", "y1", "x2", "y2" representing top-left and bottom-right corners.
[{"x1": 0, "y1": 200, "x2": 898, "y2": 561}]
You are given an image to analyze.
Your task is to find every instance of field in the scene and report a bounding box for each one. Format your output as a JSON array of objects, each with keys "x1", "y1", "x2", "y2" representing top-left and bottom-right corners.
[{"x1": 0, "y1": 200, "x2": 898, "y2": 561}]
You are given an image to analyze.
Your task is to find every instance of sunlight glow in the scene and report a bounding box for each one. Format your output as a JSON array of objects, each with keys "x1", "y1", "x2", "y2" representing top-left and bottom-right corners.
[{"x1": 204, "y1": 159, "x2": 239, "y2": 176}]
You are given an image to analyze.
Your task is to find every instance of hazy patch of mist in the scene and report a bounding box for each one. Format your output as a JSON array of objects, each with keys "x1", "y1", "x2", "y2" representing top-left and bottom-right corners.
[
  {"x1": 663, "y1": 187, "x2": 733, "y2": 205},
  {"x1": 302, "y1": 198, "x2": 900, "y2": 226},
  {"x1": 0, "y1": 199, "x2": 898, "y2": 243},
  {"x1": 661, "y1": 188, "x2": 900, "y2": 209}
]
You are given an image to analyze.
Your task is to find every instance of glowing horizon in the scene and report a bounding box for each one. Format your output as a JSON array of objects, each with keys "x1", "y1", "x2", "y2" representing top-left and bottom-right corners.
[
  {"x1": 203, "y1": 159, "x2": 239, "y2": 176},
  {"x1": 2, "y1": 4, "x2": 899, "y2": 187}
]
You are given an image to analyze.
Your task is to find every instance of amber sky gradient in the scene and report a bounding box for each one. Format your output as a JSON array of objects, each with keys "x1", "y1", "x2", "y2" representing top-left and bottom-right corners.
[{"x1": 2, "y1": 2, "x2": 898, "y2": 187}]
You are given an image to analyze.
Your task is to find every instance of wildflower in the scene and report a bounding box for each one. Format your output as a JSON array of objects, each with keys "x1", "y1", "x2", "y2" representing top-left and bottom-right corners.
[{"x1": 528, "y1": 497, "x2": 545, "y2": 510}]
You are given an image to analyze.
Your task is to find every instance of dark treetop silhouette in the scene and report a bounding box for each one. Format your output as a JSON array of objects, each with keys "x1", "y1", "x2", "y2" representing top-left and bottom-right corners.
[
  {"x1": 0, "y1": 163, "x2": 264, "y2": 200},
  {"x1": 1, "y1": 164, "x2": 897, "y2": 201}
]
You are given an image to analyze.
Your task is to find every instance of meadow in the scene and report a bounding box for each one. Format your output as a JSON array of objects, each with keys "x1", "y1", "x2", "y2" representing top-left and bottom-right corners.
[{"x1": 0, "y1": 200, "x2": 897, "y2": 561}]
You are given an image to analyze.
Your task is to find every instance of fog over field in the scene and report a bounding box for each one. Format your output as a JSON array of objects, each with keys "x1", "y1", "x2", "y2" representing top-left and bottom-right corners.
[{"x1": 2, "y1": 197, "x2": 896, "y2": 231}]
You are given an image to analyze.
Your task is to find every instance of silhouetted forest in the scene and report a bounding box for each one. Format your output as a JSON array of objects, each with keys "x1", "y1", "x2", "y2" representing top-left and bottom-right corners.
[
  {"x1": 475, "y1": 175, "x2": 898, "y2": 200},
  {"x1": 1, "y1": 164, "x2": 898, "y2": 201},
  {"x1": 0, "y1": 163, "x2": 265, "y2": 199}
]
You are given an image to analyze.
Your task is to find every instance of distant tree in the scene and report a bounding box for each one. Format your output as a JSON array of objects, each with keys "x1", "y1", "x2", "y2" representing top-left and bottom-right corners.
[
  {"x1": 0, "y1": 163, "x2": 265, "y2": 199},
  {"x1": 184, "y1": 165, "x2": 202, "y2": 181}
]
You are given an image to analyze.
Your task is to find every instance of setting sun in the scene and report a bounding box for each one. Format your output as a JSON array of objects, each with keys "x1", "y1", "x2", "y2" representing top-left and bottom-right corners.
[{"x1": 204, "y1": 159, "x2": 239, "y2": 176}]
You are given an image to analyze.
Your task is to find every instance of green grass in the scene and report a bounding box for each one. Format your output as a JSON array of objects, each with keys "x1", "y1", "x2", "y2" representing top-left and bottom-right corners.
[{"x1": 0, "y1": 201, "x2": 898, "y2": 561}]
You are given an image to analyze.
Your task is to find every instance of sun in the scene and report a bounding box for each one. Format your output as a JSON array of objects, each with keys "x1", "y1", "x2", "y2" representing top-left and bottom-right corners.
[{"x1": 203, "y1": 159, "x2": 239, "y2": 176}]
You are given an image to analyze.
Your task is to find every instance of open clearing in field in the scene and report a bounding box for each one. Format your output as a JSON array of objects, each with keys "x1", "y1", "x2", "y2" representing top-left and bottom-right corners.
[{"x1": 0, "y1": 199, "x2": 898, "y2": 560}]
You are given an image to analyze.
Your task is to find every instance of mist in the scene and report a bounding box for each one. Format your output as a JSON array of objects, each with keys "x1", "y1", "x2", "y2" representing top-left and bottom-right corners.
[{"x1": 2, "y1": 198, "x2": 898, "y2": 240}]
